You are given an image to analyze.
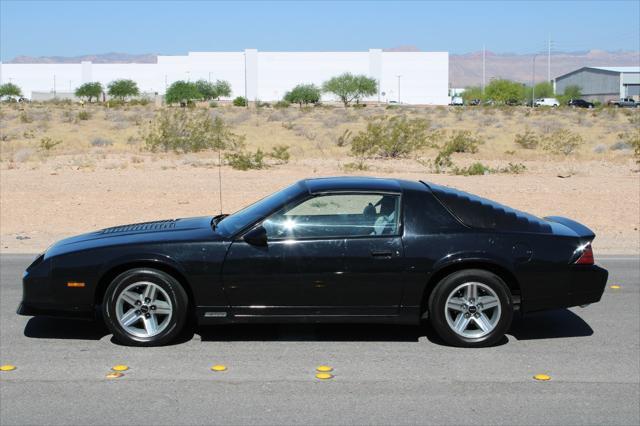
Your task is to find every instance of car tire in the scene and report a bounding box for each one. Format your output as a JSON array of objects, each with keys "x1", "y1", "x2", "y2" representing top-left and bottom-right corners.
[
  {"x1": 428, "y1": 269, "x2": 513, "y2": 348},
  {"x1": 102, "y1": 268, "x2": 188, "y2": 346}
]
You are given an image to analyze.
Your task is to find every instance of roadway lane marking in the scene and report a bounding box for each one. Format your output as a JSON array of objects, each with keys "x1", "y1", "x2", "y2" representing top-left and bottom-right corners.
[
  {"x1": 111, "y1": 365, "x2": 129, "y2": 371},
  {"x1": 0, "y1": 364, "x2": 17, "y2": 371},
  {"x1": 105, "y1": 372, "x2": 124, "y2": 379},
  {"x1": 533, "y1": 374, "x2": 552, "y2": 381},
  {"x1": 211, "y1": 365, "x2": 227, "y2": 372},
  {"x1": 316, "y1": 365, "x2": 333, "y2": 372},
  {"x1": 316, "y1": 373, "x2": 334, "y2": 380}
]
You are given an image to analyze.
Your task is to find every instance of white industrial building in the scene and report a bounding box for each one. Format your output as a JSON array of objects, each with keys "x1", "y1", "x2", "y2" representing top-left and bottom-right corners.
[{"x1": 0, "y1": 49, "x2": 449, "y2": 105}]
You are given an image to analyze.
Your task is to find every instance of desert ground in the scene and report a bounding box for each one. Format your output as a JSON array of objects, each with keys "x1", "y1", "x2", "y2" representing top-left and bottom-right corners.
[{"x1": 0, "y1": 101, "x2": 638, "y2": 254}]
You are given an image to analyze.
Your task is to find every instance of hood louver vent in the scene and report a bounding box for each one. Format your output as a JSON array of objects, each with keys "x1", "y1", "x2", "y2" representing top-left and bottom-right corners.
[{"x1": 100, "y1": 219, "x2": 177, "y2": 234}]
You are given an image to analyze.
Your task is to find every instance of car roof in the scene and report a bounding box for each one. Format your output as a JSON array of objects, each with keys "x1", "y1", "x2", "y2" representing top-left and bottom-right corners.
[{"x1": 303, "y1": 176, "x2": 406, "y2": 194}]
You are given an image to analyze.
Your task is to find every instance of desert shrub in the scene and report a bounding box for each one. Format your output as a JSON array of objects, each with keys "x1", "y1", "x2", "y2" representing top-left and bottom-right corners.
[
  {"x1": 274, "y1": 100, "x2": 291, "y2": 109},
  {"x1": 336, "y1": 129, "x2": 353, "y2": 147},
  {"x1": 342, "y1": 161, "x2": 369, "y2": 171},
  {"x1": 541, "y1": 129, "x2": 584, "y2": 155},
  {"x1": 129, "y1": 98, "x2": 150, "y2": 106},
  {"x1": 91, "y1": 137, "x2": 113, "y2": 147},
  {"x1": 233, "y1": 96, "x2": 247, "y2": 107},
  {"x1": 209, "y1": 101, "x2": 218, "y2": 108},
  {"x1": 19, "y1": 111, "x2": 32, "y2": 123},
  {"x1": 452, "y1": 162, "x2": 490, "y2": 176},
  {"x1": 269, "y1": 145, "x2": 290, "y2": 163},
  {"x1": 628, "y1": 112, "x2": 640, "y2": 126},
  {"x1": 593, "y1": 144, "x2": 607, "y2": 153},
  {"x1": 610, "y1": 140, "x2": 631, "y2": 151},
  {"x1": 292, "y1": 124, "x2": 316, "y2": 141},
  {"x1": 514, "y1": 128, "x2": 539, "y2": 149},
  {"x1": 39, "y1": 136, "x2": 62, "y2": 151},
  {"x1": 350, "y1": 115, "x2": 433, "y2": 159},
  {"x1": 77, "y1": 110, "x2": 91, "y2": 121},
  {"x1": 445, "y1": 130, "x2": 481, "y2": 153},
  {"x1": 105, "y1": 99, "x2": 126, "y2": 108},
  {"x1": 144, "y1": 109, "x2": 244, "y2": 153},
  {"x1": 225, "y1": 149, "x2": 265, "y2": 170},
  {"x1": 493, "y1": 162, "x2": 527, "y2": 174},
  {"x1": 617, "y1": 131, "x2": 640, "y2": 162}
]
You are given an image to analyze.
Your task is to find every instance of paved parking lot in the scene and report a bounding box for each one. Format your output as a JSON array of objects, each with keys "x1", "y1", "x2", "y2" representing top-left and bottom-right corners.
[{"x1": 1, "y1": 254, "x2": 638, "y2": 425}]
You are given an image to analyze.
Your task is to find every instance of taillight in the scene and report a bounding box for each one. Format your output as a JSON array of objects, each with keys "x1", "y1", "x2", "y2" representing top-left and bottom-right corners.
[{"x1": 575, "y1": 244, "x2": 594, "y2": 265}]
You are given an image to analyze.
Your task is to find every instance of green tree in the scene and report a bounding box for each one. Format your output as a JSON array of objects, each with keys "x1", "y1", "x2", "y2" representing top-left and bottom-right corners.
[
  {"x1": 322, "y1": 73, "x2": 377, "y2": 107},
  {"x1": 213, "y1": 80, "x2": 232, "y2": 99},
  {"x1": 194, "y1": 80, "x2": 216, "y2": 100},
  {"x1": 233, "y1": 96, "x2": 247, "y2": 107},
  {"x1": 0, "y1": 83, "x2": 22, "y2": 100},
  {"x1": 165, "y1": 81, "x2": 202, "y2": 105},
  {"x1": 107, "y1": 79, "x2": 140, "y2": 101},
  {"x1": 484, "y1": 79, "x2": 525, "y2": 104},
  {"x1": 283, "y1": 84, "x2": 321, "y2": 107},
  {"x1": 75, "y1": 82, "x2": 103, "y2": 102},
  {"x1": 461, "y1": 86, "x2": 484, "y2": 103},
  {"x1": 557, "y1": 84, "x2": 583, "y2": 104},
  {"x1": 525, "y1": 81, "x2": 555, "y2": 101}
]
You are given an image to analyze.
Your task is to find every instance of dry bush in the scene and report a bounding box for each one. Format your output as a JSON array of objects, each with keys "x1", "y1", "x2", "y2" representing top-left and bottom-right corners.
[
  {"x1": 351, "y1": 115, "x2": 434, "y2": 159},
  {"x1": 541, "y1": 129, "x2": 584, "y2": 155},
  {"x1": 514, "y1": 128, "x2": 540, "y2": 149}
]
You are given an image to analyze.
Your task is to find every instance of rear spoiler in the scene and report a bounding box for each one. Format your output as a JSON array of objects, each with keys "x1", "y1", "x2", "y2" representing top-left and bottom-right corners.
[{"x1": 544, "y1": 216, "x2": 595, "y2": 239}]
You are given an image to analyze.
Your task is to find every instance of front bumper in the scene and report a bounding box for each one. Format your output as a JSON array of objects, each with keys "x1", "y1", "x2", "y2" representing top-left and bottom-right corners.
[
  {"x1": 566, "y1": 264, "x2": 608, "y2": 308},
  {"x1": 17, "y1": 302, "x2": 94, "y2": 320}
]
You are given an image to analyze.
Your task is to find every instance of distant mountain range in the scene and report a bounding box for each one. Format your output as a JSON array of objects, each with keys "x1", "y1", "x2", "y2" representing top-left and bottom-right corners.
[{"x1": 7, "y1": 49, "x2": 639, "y2": 87}]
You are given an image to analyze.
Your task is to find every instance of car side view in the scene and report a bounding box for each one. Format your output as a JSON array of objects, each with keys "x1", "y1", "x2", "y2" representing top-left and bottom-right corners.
[{"x1": 19, "y1": 177, "x2": 608, "y2": 347}]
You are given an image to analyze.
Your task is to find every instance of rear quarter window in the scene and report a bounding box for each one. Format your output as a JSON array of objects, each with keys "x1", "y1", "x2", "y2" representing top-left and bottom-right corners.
[{"x1": 403, "y1": 189, "x2": 464, "y2": 235}]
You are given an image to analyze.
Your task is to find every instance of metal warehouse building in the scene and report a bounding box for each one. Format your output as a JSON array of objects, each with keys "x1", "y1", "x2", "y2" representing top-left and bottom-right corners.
[
  {"x1": 0, "y1": 49, "x2": 450, "y2": 105},
  {"x1": 554, "y1": 66, "x2": 640, "y2": 103}
]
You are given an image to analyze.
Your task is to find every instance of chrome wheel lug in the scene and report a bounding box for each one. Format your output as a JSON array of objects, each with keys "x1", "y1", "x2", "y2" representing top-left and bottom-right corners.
[
  {"x1": 135, "y1": 300, "x2": 141, "y2": 306},
  {"x1": 145, "y1": 313, "x2": 151, "y2": 319},
  {"x1": 135, "y1": 310, "x2": 140, "y2": 315},
  {"x1": 464, "y1": 313, "x2": 470, "y2": 318},
  {"x1": 144, "y1": 297, "x2": 151, "y2": 304},
  {"x1": 150, "y1": 305, "x2": 156, "y2": 310},
  {"x1": 474, "y1": 313, "x2": 480, "y2": 318}
]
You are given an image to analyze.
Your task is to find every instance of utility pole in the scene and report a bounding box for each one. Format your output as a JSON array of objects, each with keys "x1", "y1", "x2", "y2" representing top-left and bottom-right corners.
[
  {"x1": 482, "y1": 44, "x2": 486, "y2": 94},
  {"x1": 397, "y1": 75, "x2": 402, "y2": 103},
  {"x1": 547, "y1": 35, "x2": 552, "y2": 82},
  {"x1": 209, "y1": 72, "x2": 213, "y2": 83},
  {"x1": 53, "y1": 74, "x2": 56, "y2": 97},
  {"x1": 532, "y1": 54, "x2": 539, "y2": 107}
]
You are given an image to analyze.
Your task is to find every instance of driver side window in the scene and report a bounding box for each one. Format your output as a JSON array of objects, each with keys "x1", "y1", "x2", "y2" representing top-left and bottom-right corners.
[{"x1": 263, "y1": 193, "x2": 400, "y2": 239}]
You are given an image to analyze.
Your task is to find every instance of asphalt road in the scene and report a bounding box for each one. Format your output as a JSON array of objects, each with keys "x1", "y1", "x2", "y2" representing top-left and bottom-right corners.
[{"x1": 0, "y1": 254, "x2": 638, "y2": 426}]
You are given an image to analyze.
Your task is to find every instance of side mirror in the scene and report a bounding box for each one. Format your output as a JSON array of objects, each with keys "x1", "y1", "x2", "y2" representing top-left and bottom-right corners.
[{"x1": 243, "y1": 225, "x2": 268, "y2": 246}]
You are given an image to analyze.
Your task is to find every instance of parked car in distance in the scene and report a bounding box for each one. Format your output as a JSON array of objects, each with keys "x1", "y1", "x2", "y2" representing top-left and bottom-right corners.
[
  {"x1": 568, "y1": 99, "x2": 595, "y2": 109},
  {"x1": 18, "y1": 177, "x2": 609, "y2": 348},
  {"x1": 534, "y1": 98, "x2": 560, "y2": 107},
  {"x1": 450, "y1": 96, "x2": 464, "y2": 106},
  {"x1": 607, "y1": 98, "x2": 638, "y2": 108},
  {"x1": 468, "y1": 98, "x2": 481, "y2": 106}
]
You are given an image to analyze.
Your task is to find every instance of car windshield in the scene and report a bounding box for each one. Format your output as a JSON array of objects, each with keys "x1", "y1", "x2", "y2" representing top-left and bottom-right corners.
[{"x1": 214, "y1": 182, "x2": 305, "y2": 237}]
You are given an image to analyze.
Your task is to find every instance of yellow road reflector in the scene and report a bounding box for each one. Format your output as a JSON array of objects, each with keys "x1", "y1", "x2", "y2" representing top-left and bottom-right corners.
[
  {"x1": 106, "y1": 372, "x2": 124, "y2": 379},
  {"x1": 0, "y1": 365, "x2": 16, "y2": 371},
  {"x1": 316, "y1": 373, "x2": 334, "y2": 380},
  {"x1": 66, "y1": 282, "x2": 85, "y2": 288},
  {"x1": 210, "y1": 365, "x2": 227, "y2": 372},
  {"x1": 111, "y1": 365, "x2": 129, "y2": 372},
  {"x1": 533, "y1": 374, "x2": 551, "y2": 381},
  {"x1": 316, "y1": 365, "x2": 333, "y2": 372},
  {"x1": 610, "y1": 285, "x2": 621, "y2": 289}
]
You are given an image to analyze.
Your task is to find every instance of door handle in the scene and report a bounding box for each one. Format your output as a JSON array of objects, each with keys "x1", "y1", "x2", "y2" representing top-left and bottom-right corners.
[{"x1": 370, "y1": 250, "x2": 393, "y2": 258}]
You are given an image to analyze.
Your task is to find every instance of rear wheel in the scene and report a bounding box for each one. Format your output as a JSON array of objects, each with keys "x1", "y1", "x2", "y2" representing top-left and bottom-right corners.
[
  {"x1": 429, "y1": 269, "x2": 513, "y2": 347},
  {"x1": 102, "y1": 268, "x2": 188, "y2": 346}
]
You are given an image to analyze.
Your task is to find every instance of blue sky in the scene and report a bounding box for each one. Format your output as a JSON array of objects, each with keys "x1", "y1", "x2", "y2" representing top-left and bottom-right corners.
[{"x1": 1, "y1": 0, "x2": 639, "y2": 60}]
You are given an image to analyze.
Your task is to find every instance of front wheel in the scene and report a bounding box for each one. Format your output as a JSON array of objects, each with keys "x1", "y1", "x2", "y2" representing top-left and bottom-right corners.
[
  {"x1": 102, "y1": 268, "x2": 188, "y2": 346},
  {"x1": 428, "y1": 269, "x2": 513, "y2": 347}
]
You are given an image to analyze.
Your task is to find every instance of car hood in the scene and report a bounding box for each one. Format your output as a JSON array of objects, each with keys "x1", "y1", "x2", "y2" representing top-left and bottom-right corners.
[{"x1": 46, "y1": 216, "x2": 221, "y2": 257}]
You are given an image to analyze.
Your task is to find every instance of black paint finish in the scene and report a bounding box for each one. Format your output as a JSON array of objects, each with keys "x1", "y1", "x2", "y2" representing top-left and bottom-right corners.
[{"x1": 18, "y1": 177, "x2": 608, "y2": 326}]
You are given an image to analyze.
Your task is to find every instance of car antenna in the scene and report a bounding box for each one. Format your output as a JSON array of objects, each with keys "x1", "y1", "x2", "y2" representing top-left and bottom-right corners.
[{"x1": 217, "y1": 148, "x2": 223, "y2": 215}]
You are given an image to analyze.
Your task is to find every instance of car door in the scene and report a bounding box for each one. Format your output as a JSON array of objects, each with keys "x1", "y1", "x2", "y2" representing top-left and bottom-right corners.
[{"x1": 221, "y1": 192, "x2": 405, "y2": 318}]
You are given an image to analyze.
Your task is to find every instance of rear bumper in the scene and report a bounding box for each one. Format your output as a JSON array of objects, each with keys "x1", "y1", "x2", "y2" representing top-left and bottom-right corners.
[{"x1": 566, "y1": 264, "x2": 608, "y2": 308}]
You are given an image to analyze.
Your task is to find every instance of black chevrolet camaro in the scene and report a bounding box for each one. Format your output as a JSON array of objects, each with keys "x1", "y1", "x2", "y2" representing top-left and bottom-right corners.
[{"x1": 19, "y1": 177, "x2": 608, "y2": 347}]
